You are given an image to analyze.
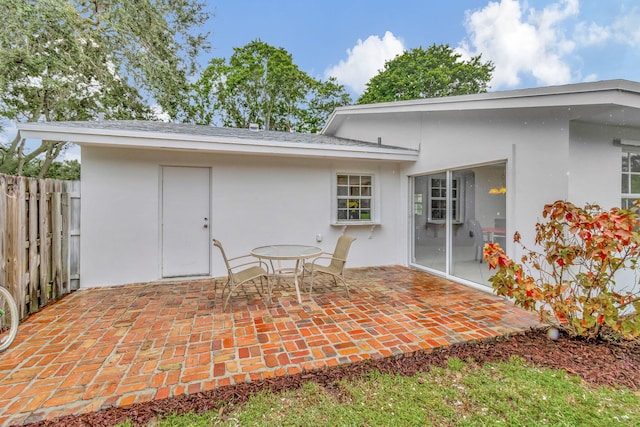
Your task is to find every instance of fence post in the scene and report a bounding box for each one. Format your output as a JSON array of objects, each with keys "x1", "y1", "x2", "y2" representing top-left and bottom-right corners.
[
  {"x1": 5, "y1": 176, "x2": 28, "y2": 319},
  {"x1": 28, "y1": 178, "x2": 40, "y2": 313},
  {"x1": 61, "y1": 183, "x2": 70, "y2": 294},
  {"x1": 68, "y1": 181, "x2": 81, "y2": 291},
  {"x1": 50, "y1": 180, "x2": 63, "y2": 299},
  {"x1": 0, "y1": 176, "x2": 6, "y2": 287},
  {"x1": 16, "y1": 177, "x2": 28, "y2": 320}
]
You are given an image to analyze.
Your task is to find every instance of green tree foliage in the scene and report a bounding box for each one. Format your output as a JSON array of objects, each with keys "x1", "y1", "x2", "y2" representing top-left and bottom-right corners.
[
  {"x1": 358, "y1": 44, "x2": 494, "y2": 104},
  {"x1": 0, "y1": 0, "x2": 210, "y2": 177},
  {"x1": 191, "y1": 40, "x2": 351, "y2": 133},
  {"x1": 22, "y1": 160, "x2": 81, "y2": 181}
]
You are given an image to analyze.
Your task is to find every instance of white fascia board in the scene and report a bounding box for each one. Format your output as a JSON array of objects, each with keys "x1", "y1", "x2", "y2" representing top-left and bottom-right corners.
[
  {"x1": 338, "y1": 91, "x2": 636, "y2": 116},
  {"x1": 18, "y1": 124, "x2": 419, "y2": 162}
]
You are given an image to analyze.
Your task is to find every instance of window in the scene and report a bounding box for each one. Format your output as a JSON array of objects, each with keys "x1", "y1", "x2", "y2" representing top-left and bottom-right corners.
[
  {"x1": 337, "y1": 174, "x2": 372, "y2": 221},
  {"x1": 414, "y1": 194, "x2": 423, "y2": 215},
  {"x1": 427, "y1": 175, "x2": 461, "y2": 223},
  {"x1": 621, "y1": 151, "x2": 640, "y2": 208}
]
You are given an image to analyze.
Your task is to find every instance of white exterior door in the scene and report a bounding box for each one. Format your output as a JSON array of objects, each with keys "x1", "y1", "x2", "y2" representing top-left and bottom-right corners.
[{"x1": 161, "y1": 166, "x2": 211, "y2": 277}]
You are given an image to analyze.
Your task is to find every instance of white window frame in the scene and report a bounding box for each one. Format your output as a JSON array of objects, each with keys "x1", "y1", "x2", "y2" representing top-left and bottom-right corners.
[
  {"x1": 427, "y1": 175, "x2": 461, "y2": 224},
  {"x1": 334, "y1": 173, "x2": 376, "y2": 224},
  {"x1": 622, "y1": 150, "x2": 640, "y2": 209}
]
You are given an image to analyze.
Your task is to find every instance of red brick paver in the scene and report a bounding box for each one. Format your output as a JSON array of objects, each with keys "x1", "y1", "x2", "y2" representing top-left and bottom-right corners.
[{"x1": 0, "y1": 266, "x2": 538, "y2": 425}]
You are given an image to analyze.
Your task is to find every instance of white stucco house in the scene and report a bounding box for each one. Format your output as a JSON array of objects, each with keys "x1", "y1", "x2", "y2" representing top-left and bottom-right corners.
[{"x1": 17, "y1": 79, "x2": 640, "y2": 292}]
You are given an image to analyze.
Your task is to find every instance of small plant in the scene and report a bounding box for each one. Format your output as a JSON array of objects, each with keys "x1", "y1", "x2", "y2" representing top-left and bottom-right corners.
[{"x1": 484, "y1": 200, "x2": 640, "y2": 339}]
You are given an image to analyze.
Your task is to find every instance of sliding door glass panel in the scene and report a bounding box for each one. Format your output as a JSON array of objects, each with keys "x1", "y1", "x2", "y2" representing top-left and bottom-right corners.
[
  {"x1": 450, "y1": 163, "x2": 506, "y2": 286},
  {"x1": 412, "y1": 174, "x2": 446, "y2": 273}
]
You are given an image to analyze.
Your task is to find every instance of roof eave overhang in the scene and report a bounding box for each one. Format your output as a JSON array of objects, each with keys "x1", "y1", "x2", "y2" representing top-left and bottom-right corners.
[
  {"x1": 17, "y1": 124, "x2": 419, "y2": 163},
  {"x1": 323, "y1": 83, "x2": 640, "y2": 134}
]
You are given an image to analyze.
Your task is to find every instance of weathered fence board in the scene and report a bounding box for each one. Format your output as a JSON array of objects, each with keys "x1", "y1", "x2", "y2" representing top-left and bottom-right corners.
[
  {"x1": 51, "y1": 189, "x2": 62, "y2": 299},
  {"x1": 28, "y1": 179, "x2": 40, "y2": 313},
  {"x1": 0, "y1": 174, "x2": 80, "y2": 320},
  {"x1": 0, "y1": 178, "x2": 6, "y2": 285},
  {"x1": 38, "y1": 179, "x2": 51, "y2": 308},
  {"x1": 68, "y1": 181, "x2": 80, "y2": 291}
]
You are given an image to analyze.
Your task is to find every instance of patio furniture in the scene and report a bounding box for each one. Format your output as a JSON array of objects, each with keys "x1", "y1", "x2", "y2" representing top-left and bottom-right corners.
[
  {"x1": 469, "y1": 219, "x2": 491, "y2": 262},
  {"x1": 251, "y1": 244, "x2": 322, "y2": 304},
  {"x1": 213, "y1": 239, "x2": 270, "y2": 310},
  {"x1": 303, "y1": 235, "x2": 356, "y2": 297}
]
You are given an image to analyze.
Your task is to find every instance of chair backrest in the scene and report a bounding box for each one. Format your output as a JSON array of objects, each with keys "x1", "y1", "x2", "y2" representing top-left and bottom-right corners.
[
  {"x1": 212, "y1": 239, "x2": 232, "y2": 273},
  {"x1": 468, "y1": 219, "x2": 484, "y2": 246},
  {"x1": 329, "y1": 235, "x2": 356, "y2": 271}
]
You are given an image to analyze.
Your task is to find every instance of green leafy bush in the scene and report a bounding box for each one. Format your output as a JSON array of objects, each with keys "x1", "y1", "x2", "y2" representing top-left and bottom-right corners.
[{"x1": 484, "y1": 200, "x2": 640, "y2": 339}]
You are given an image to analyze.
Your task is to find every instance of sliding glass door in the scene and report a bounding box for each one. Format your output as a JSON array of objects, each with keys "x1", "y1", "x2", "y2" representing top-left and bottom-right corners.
[{"x1": 411, "y1": 163, "x2": 506, "y2": 287}]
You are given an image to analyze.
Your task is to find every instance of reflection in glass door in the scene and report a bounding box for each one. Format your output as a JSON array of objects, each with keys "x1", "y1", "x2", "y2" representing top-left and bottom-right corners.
[
  {"x1": 412, "y1": 174, "x2": 446, "y2": 274},
  {"x1": 411, "y1": 163, "x2": 507, "y2": 287}
]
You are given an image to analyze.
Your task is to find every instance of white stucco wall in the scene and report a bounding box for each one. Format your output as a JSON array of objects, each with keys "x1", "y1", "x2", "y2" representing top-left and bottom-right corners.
[
  {"x1": 569, "y1": 121, "x2": 640, "y2": 209},
  {"x1": 330, "y1": 113, "x2": 422, "y2": 149},
  {"x1": 80, "y1": 146, "x2": 406, "y2": 288},
  {"x1": 78, "y1": 105, "x2": 638, "y2": 289},
  {"x1": 81, "y1": 148, "x2": 162, "y2": 287},
  {"x1": 340, "y1": 109, "x2": 573, "y2": 251},
  {"x1": 333, "y1": 107, "x2": 636, "y2": 289},
  {"x1": 568, "y1": 122, "x2": 640, "y2": 293}
]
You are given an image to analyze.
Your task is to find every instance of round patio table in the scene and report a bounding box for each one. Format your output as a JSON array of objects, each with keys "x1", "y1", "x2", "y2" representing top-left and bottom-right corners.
[{"x1": 251, "y1": 244, "x2": 322, "y2": 304}]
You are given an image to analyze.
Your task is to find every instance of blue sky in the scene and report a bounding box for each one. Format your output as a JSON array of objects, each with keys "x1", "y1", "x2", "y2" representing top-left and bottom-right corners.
[
  {"x1": 4, "y1": 0, "x2": 640, "y2": 161},
  {"x1": 206, "y1": 0, "x2": 640, "y2": 96}
]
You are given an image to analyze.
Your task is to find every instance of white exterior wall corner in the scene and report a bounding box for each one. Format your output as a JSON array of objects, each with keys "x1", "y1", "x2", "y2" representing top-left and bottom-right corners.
[
  {"x1": 416, "y1": 112, "x2": 571, "y2": 251},
  {"x1": 569, "y1": 121, "x2": 640, "y2": 209},
  {"x1": 80, "y1": 145, "x2": 406, "y2": 288}
]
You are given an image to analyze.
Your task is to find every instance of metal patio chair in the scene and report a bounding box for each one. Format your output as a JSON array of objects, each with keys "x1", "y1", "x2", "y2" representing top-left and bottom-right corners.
[
  {"x1": 213, "y1": 239, "x2": 270, "y2": 310},
  {"x1": 469, "y1": 219, "x2": 491, "y2": 262},
  {"x1": 302, "y1": 235, "x2": 356, "y2": 297}
]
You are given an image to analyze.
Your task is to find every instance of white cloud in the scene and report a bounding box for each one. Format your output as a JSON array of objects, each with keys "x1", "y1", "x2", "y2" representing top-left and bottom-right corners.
[
  {"x1": 324, "y1": 31, "x2": 405, "y2": 94},
  {"x1": 574, "y1": 21, "x2": 611, "y2": 46},
  {"x1": 583, "y1": 73, "x2": 598, "y2": 82},
  {"x1": 458, "y1": 0, "x2": 580, "y2": 89},
  {"x1": 151, "y1": 105, "x2": 170, "y2": 122},
  {"x1": 610, "y1": 8, "x2": 640, "y2": 46}
]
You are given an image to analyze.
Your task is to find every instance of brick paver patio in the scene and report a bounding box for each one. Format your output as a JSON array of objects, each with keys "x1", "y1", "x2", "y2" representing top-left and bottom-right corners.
[{"x1": 0, "y1": 266, "x2": 538, "y2": 425}]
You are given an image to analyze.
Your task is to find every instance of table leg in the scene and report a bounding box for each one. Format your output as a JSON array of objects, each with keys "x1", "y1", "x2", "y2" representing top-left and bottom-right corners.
[
  {"x1": 293, "y1": 259, "x2": 302, "y2": 304},
  {"x1": 268, "y1": 260, "x2": 275, "y2": 304}
]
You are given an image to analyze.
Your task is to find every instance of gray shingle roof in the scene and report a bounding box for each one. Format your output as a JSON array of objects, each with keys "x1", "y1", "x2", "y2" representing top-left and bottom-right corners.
[{"x1": 39, "y1": 120, "x2": 408, "y2": 150}]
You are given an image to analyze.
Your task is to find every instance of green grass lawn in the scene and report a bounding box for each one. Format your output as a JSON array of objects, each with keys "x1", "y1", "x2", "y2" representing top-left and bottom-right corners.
[{"x1": 120, "y1": 357, "x2": 640, "y2": 426}]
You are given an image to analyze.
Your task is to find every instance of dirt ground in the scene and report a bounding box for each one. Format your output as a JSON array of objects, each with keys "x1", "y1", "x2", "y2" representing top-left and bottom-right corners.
[{"x1": 23, "y1": 328, "x2": 640, "y2": 427}]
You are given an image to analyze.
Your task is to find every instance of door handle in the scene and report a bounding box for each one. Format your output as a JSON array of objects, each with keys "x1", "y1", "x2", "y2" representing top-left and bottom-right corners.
[{"x1": 204, "y1": 224, "x2": 208, "y2": 228}]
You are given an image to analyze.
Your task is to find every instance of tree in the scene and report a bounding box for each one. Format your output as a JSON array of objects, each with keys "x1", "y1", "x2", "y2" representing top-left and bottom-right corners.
[
  {"x1": 358, "y1": 44, "x2": 494, "y2": 104},
  {"x1": 0, "y1": 0, "x2": 210, "y2": 177},
  {"x1": 22, "y1": 159, "x2": 81, "y2": 181},
  {"x1": 191, "y1": 40, "x2": 351, "y2": 132},
  {"x1": 294, "y1": 77, "x2": 352, "y2": 133}
]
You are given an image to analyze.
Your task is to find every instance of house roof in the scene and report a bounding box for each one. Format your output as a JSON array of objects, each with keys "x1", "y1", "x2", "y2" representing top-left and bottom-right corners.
[
  {"x1": 17, "y1": 120, "x2": 419, "y2": 162},
  {"x1": 324, "y1": 79, "x2": 640, "y2": 134}
]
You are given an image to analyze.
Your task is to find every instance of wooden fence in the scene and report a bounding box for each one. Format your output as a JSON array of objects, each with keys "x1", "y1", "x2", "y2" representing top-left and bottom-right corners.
[{"x1": 0, "y1": 174, "x2": 80, "y2": 320}]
